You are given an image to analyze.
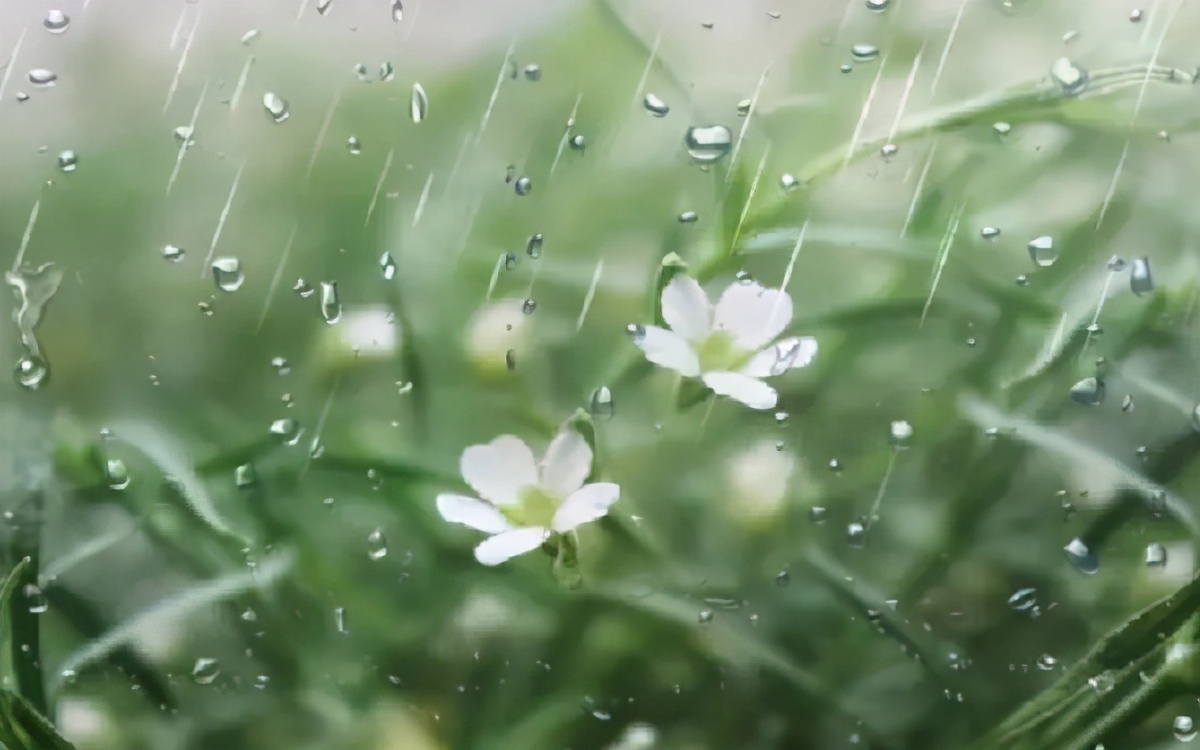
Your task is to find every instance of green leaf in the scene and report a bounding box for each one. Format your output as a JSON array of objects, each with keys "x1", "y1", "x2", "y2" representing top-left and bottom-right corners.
[
  {"x1": 0, "y1": 690, "x2": 75, "y2": 750},
  {"x1": 0, "y1": 558, "x2": 31, "y2": 683}
]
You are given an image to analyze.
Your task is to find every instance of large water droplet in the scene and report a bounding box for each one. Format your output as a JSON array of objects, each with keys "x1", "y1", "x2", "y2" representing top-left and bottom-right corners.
[
  {"x1": 211, "y1": 257, "x2": 244, "y2": 292},
  {"x1": 270, "y1": 418, "x2": 304, "y2": 446},
  {"x1": 104, "y1": 459, "x2": 130, "y2": 490},
  {"x1": 1064, "y1": 537, "x2": 1099, "y2": 574},
  {"x1": 380, "y1": 252, "x2": 397, "y2": 280},
  {"x1": 28, "y1": 69, "x2": 57, "y2": 86},
  {"x1": 643, "y1": 93, "x2": 670, "y2": 117},
  {"x1": 192, "y1": 658, "x2": 220, "y2": 685},
  {"x1": 1130, "y1": 257, "x2": 1153, "y2": 296},
  {"x1": 14, "y1": 354, "x2": 49, "y2": 389},
  {"x1": 263, "y1": 92, "x2": 289, "y2": 123},
  {"x1": 684, "y1": 126, "x2": 733, "y2": 164},
  {"x1": 57, "y1": 150, "x2": 78, "y2": 172},
  {"x1": 1145, "y1": 542, "x2": 1168, "y2": 567},
  {"x1": 367, "y1": 528, "x2": 388, "y2": 560},
  {"x1": 1027, "y1": 236, "x2": 1057, "y2": 267},
  {"x1": 851, "y1": 44, "x2": 880, "y2": 61},
  {"x1": 410, "y1": 83, "x2": 428, "y2": 123},
  {"x1": 319, "y1": 281, "x2": 342, "y2": 324},
  {"x1": 526, "y1": 234, "x2": 544, "y2": 258},
  {"x1": 43, "y1": 10, "x2": 70, "y2": 33},
  {"x1": 589, "y1": 386, "x2": 615, "y2": 418},
  {"x1": 1069, "y1": 377, "x2": 1105, "y2": 406},
  {"x1": 1175, "y1": 716, "x2": 1197, "y2": 742}
]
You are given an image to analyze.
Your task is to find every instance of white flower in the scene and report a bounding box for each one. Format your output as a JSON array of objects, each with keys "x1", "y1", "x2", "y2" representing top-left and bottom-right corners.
[
  {"x1": 436, "y1": 431, "x2": 620, "y2": 566},
  {"x1": 630, "y1": 276, "x2": 817, "y2": 410}
]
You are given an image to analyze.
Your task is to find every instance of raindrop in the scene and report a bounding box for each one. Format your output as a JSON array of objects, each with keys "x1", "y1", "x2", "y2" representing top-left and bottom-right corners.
[
  {"x1": 525, "y1": 234, "x2": 544, "y2": 258},
  {"x1": 198, "y1": 301, "x2": 213, "y2": 316},
  {"x1": 263, "y1": 92, "x2": 289, "y2": 123},
  {"x1": 380, "y1": 252, "x2": 397, "y2": 280},
  {"x1": 1175, "y1": 716, "x2": 1197, "y2": 742},
  {"x1": 774, "y1": 570, "x2": 790, "y2": 587},
  {"x1": 347, "y1": 136, "x2": 362, "y2": 155},
  {"x1": 16, "y1": 93, "x2": 29, "y2": 103},
  {"x1": 992, "y1": 122, "x2": 1012, "y2": 137},
  {"x1": 569, "y1": 134, "x2": 586, "y2": 150},
  {"x1": 1106, "y1": 255, "x2": 1127, "y2": 271},
  {"x1": 1088, "y1": 671, "x2": 1114, "y2": 694},
  {"x1": 293, "y1": 278, "x2": 314, "y2": 297},
  {"x1": 809, "y1": 506, "x2": 828, "y2": 524},
  {"x1": 391, "y1": 0, "x2": 403, "y2": 21},
  {"x1": 828, "y1": 458, "x2": 842, "y2": 473},
  {"x1": 162, "y1": 245, "x2": 185, "y2": 262},
  {"x1": 1027, "y1": 236, "x2": 1057, "y2": 267},
  {"x1": 684, "y1": 125, "x2": 733, "y2": 164},
  {"x1": 1130, "y1": 257, "x2": 1153, "y2": 296},
  {"x1": 43, "y1": 10, "x2": 70, "y2": 34},
  {"x1": 503, "y1": 252, "x2": 518, "y2": 271},
  {"x1": 334, "y1": 606, "x2": 348, "y2": 633},
  {"x1": 736, "y1": 99, "x2": 752, "y2": 117},
  {"x1": 319, "y1": 281, "x2": 342, "y2": 324},
  {"x1": 192, "y1": 658, "x2": 220, "y2": 685},
  {"x1": 1064, "y1": 537, "x2": 1099, "y2": 574},
  {"x1": 588, "y1": 386, "x2": 615, "y2": 418},
  {"x1": 626, "y1": 324, "x2": 646, "y2": 344},
  {"x1": 523, "y1": 64, "x2": 542, "y2": 81},
  {"x1": 774, "y1": 411, "x2": 788, "y2": 426},
  {"x1": 697, "y1": 610, "x2": 714, "y2": 624},
  {"x1": 643, "y1": 93, "x2": 670, "y2": 117},
  {"x1": 840, "y1": 64, "x2": 853, "y2": 74},
  {"x1": 410, "y1": 83, "x2": 428, "y2": 123},
  {"x1": 850, "y1": 44, "x2": 880, "y2": 61},
  {"x1": 1050, "y1": 58, "x2": 1088, "y2": 94},
  {"x1": 1015, "y1": 275, "x2": 1030, "y2": 287},
  {"x1": 1036, "y1": 654, "x2": 1057, "y2": 671},
  {"x1": 271, "y1": 356, "x2": 290, "y2": 375},
  {"x1": 1007, "y1": 587, "x2": 1037, "y2": 611},
  {"x1": 1069, "y1": 377, "x2": 1105, "y2": 406},
  {"x1": 241, "y1": 29, "x2": 261, "y2": 45},
  {"x1": 173, "y1": 126, "x2": 196, "y2": 148},
  {"x1": 104, "y1": 459, "x2": 130, "y2": 490},
  {"x1": 779, "y1": 173, "x2": 798, "y2": 191},
  {"x1": 379, "y1": 62, "x2": 395, "y2": 82},
  {"x1": 235, "y1": 463, "x2": 256, "y2": 488},
  {"x1": 981, "y1": 227, "x2": 1000, "y2": 239},
  {"x1": 211, "y1": 257, "x2": 244, "y2": 292},
  {"x1": 1145, "y1": 543, "x2": 1167, "y2": 567},
  {"x1": 505, "y1": 349, "x2": 517, "y2": 371},
  {"x1": 888, "y1": 420, "x2": 913, "y2": 448},
  {"x1": 316, "y1": 0, "x2": 333, "y2": 15},
  {"x1": 1122, "y1": 394, "x2": 1135, "y2": 413},
  {"x1": 514, "y1": 176, "x2": 533, "y2": 195},
  {"x1": 678, "y1": 211, "x2": 698, "y2": 223},
  {"x1": 865, "y1": 0, "x2": 890, "y2": 10},
  {"x1": 1129, "y1": 8, "x2": 1144, "y2": 22},
  {"x1": 770, "y1": 338, "x2": 811, "y2": 375},
  {"x1": 521, "y1": 299, "x2": 537, "y2": 315},
  {"x1": 846, "y1": 521, "x2": 866, "y2": 547},
  {"x1": 57, "y1": 150, "x2": 78, "y2": 172},
  {"x1": 880, "y1": 143, "x2": 898, "y2": 158},
  {"x1": 354, "y1": 63, "x2": 371, "y2": 83},
  {"x1": 28, "y1": 69, "x2": 57, "y2": 86},
  {"x1": 367, "y1": 528, "x2": 388, "y2": 560},
  {"x1": 24, "y1": 585, "x2": 48, "y2": 614},
  {"x1": 270, "y1": 418, "x2": 304, "y2": 446}
]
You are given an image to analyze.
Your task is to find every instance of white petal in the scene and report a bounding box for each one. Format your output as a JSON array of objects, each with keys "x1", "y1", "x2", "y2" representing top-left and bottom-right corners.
[
  {"x1": 703, "y1": 371, "x2": 778, "y2": 410},
  {"x1": 436, "y1": 494, "x2": 513, "y2": 534},
  {"x1": 473, "y1": 527, "x2": 549, "y2": 566},
  {"x1": 552, "y1": 482, "x2": 620, "y2": 532},
  {"x1": 712, "y1": 282, "x2": 793, "y2": 351},
  {"x1": 540, "y1": 430, "x2": 592, "y2": 498},
  {"x1": 460, "y1": 435, "x2": 538, "y2": 506},
  {"x1": 740, "y1": 336, "x2": 818, "y2": 377},
  {"x1": 634, "y1": 326, "x2": 700, "y2": 377},
  {"x1": 661, "y1": 276, "x2": 712, "y2": 342}
]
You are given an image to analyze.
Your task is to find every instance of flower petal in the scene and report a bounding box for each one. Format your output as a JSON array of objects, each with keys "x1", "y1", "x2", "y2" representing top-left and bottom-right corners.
[
  {"x1": 661, "y1": 276, "x2": 712, "y2": 342},
  {"x1": 436, "y1": 493, "x2": 513, "y2": 534},
  {"x1": 460, "y1": 435, "x2": 538, "y2": 506},
  {"x1": 702, "y1": 371, "x2": 778, "y2": 410},
  {"x1": 552, "y1": 482, "x2": 620, "y2": 532},
  {"x1": 712, "y1": 282, "x2": 793, "y2": 351},
  {"x1": 634, "y1": 326, "x2": 700, "y2": 376},
  {"x1": 540, "y1": 430, "x2": 592, "y2": 498},
  {"x1": 740, "y1": 336, "x2": 818, "y2": 377},
  {"x1": 474, "y1": 527, "x2": 549, "y2": 566}
]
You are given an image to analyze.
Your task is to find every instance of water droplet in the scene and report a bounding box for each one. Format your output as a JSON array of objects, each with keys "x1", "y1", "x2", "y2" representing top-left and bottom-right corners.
[
  {"x1": 505, "y1": 165, "x2": 516, "y2": 183},
  {"x1": 889, "y1": 420, "x2": 913, "y2": 447},
  {"x1": 334, "y1": 606, "x2": 349, "y2": 633},
  {"x1": 1175, "y1": 716, "x2": 1197, "y2": 742},
  {"x1": 770, "y1": 338, "x2": 813, "y2": 375},
  {"x1": 569, "y1": 134, "x2": 586, "y2": 150},
  {"x1": 774, "y1": 570, "x2": 790, "y2": 587},
  {"x1": 992, "y1": 121, "x2": 1012, "y2": 137},
  {"x1": 192, "y1": 658, "x2": 220, "y2": 685},
  {"x1": 28, "y1": 69, "x2": 57, "y2": 86},
  {"x1": 319, "y1": 281, "x2": 342, "y2": 324},
  {"x1": 162, "y1": 244, "x2": 185, "y2": 262},
  {"x1": 1036, "y1": 654, "x2": 1057, "y2": 671},
  {"x1": 15, "y1": 92, "x2": 29, "y2": 103},
  {"x1": 840, "y1": 64, "x2": 853, "y2": 74},
  {"x1": 678, "y1": 211, "x2": 698, "y2": 223},
  {"x1": 525, "y1": 234, "x2": 544, "y2": 258},
  {"x1": 391, "y1": 0, "x2": 404, "y2": 21},
  {"x1": 263, "y1": 92, "x2": 289, "y2": 123},
  {"x1": 173, "y1": 126, "x2": 196, "y2": 148},
  {"x1": 235, "y1": 463, "x2": 256, "y2": 488},
  {"x1": 14, "y1": 352, "x2": 49, "y2": 390},
  {"x1": 380, "y1": 252, "x2": 397, "y2": 280},
  {"x1": 880, "y1": 143, "x2": 898, "y2": 158},
  {"x1": 1050, "y1": 58, "x2": 1088, "y2": 94},
  {"x1": 271, "y1": 356, "x2": 291, "y2": 375},
  {"x1": 697, "y1": 610, "x2": 714, "y2": 624},
  {"x1": 43, "y1": 10, "x2": 70, "y2": 33},
  {"x1": 851, "y1": 44, "x2": 880, "y2": 61},
  {"x1": 1069, "y1": 377, "x2": 1105, "y2": 406},
  {"x1": 735, "y1": 98, "x2": 752, "y2": 117},
  {"x1": 779, "y1": 173, "x2": 798, "y2": 191},
  {"x1": 24, "y1": 584, "x2": 47, "y2": 614},
  {"x1": 269, "y1": 418, "x2": 303, "y2": 446},
  {"x1": 104, "y1": 459, "x2": 130, "y2": 490},
  {"x1": 353, "y1": 63, "x2": 371, "y2": 82},
  {"x1": 211, "y1": 257, "x2": 244, "y2": 292},
  {"x1": 523, "y1": 64, "x2": 542, "y2": 81},
  {"x1": 1088, "y1": 671, "x2": 1114, "y2": 694},
  {"x1": 626, "y1": 324, "x2": 646, "y2": 344},
  {"x1": 316, "y1": 0, "x2": 333, "y2": 15},
  {"x1": 1064, "y1": 537, "x2": 1099, "y2": 574},
  {"x1": 347, "y1": 136, "x2": 362, "y2": 155},
  {"x1": 521, "y1": 299, "x2": 537, "y2": 315},
  {"x1": 684, "y1": 125, "x2": 733, "y2": 164},
  {"x1": 379, "y1": 62, "x2": 395, "y2": 82},
  {"x1": 57, "y1": 150, "x2": 78, "y2": 172},
  {"x1": 410, "y1": 83, "x2": 428, "y2": 123},
  {"x1": 643, "y1": 93, "x2": 670, "y2": 117},
  {"x1": 981, "y1": 227, "x2": 1000, "y2": 239},
  {"x1": 1145, "y1": 543, "x2": 1168, "y2": 567},
  {"x1": 1015, "y1": 275, "x2": 1030, "y2": 287},
  {"x1": 1106, "y1": 255, "x2": 1127, "y2": 271},
  {"x1": 505, "y1": 349, "x2": 517, "y2": 371},
  {"x1": 503, "y1": 251, "x2": 518, "y2": 271},
  {"x1": 1007, "y1": 587, "x2": 1037, "y2": 612},
  {"x1": 1130, "y1": 257, "x2": 1153, "y2": 296},
  {"x1": 293, "y1": 278, "x2": 314, "y2": 298},
  {"x1": 241, "y1": 29, "x2": 261, "y2": 45},
  {"x1": 828, "y1": 458, "x2": 843, "y2": 473},
  {"x1": 589, "y1": 386, "x2": 615, "y2": 418},
  {"x1": 1129, "y1": 8, "x2": 1144, "y2": 22},
  {"x1": 773, "y1": 411, "x2": 789, "y2": 426},
  {"x1": 809, "y1": 506, "x2": 828, "y2": 523},
  {"x1": 514, "y1": 176, "x2": 533, "y2": 195},
  {"x1": 846, "y1": 521, "x2": 867, "y2": 547},
  {"x1": 865, "y1": 0, "x2": 890, "y2": 10},
  {"x1": 1027, "y1": 236, "x2": 1057, "y2": 267},
  {"x1": 367, "y1": 528, "x2": 388, "y2": 560}
]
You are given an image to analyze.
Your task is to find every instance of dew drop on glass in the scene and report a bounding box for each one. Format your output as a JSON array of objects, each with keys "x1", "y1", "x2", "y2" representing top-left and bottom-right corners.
[
  {"x1": 192, "y1": 658, "x2": 220, "y2": 685},
  {"x1": 809, "y1": 506, "x2": 828, "y2": 524},
  {"x1": 880, "y1": 143, "x2": 898, "y2": 158},
  {"x1": 1087, "y1": 671, "x2": 1114, "y2": 694},
  {"x1": 104, "y1": 459, "x2": 130, "y2": 490},
  {"x1": 643, "y1": 93, "x2": 669, "y2": 117},
  {"x1": 779, "y1": 173, "x2": 797, "y2": 191},
  {"x1": 391, "y1": 0, "x2": 403, "y2": 21},
  {"x1": 523, "y1": 64, "x2": 541, "y2": 81},
  {"x1": 1175, "y1": 716, "x2": 1197, "y2": 742},
  {"x1": 521, "y1": 299, "x2": 537, "y2": 315},
  {"x1": 271, "y1": 356, "x2": 291, "y2": 375},
  {"x1": 263, "y1": 92, "x2": 289, "y2": 123},
  {"x1": 316, "y1": 0, "x2": 333, "y2": 15},
  {"x1": 1027, "y1": 236, "x2": 1057, "y2": 267},
  {"x1": 211, "y1": 257, "x2": 244, "y2": 292},
  {"x1": 1129, "y1": 8, "x2": 1144, "y2": 22},
  {"x1": 503, "y1": 251, "x2": 518, "y2": 271},
  {"x1": 569, "y1": 134, "x2": 586, "y2": 150},
  {"x1": 235, "y1": 463, "x2": 256, "y2": 488},
  {"x1": 319, "y1": 281, "x2": 342, "y2": 324},
  {"x1": 1064, "y1": 537, "x2": 1099, "y2": 575},
  {"x1": 293, "y1": 278, "x2": 314, "y2": 298},
  {"x1": 347, "y1": 136, "x2": 362, "y2": 155},
  {"x1": 684, "y1": 126, "x2": 733, "y2": 164},
  {"x1": 888, "y1": 420, "x2": 913, "y2": 448},
  {"x1": 1130, "y1": 257, "x2": 1153, "y2": 296},
  {"x1": 514, "y1": 176, "x2": 532, "y2": 196},
  {"x1": 678, "y1": 211, "x2": 698, "y2": 224},
  {"x1": 366, "y1": 528, "x2": 388, "y2": 560},
  {"x1": 162, "y1": 245, "x2": 185, "y2": 262},
  {"x1": 173, "y1": 126, "x2": 196, "y2": 148},
  {"x1": 1036, "y1": 654, "x2": 1057, "y2": 671},
  {"x1": 992, "y1": 122, "x2": 1012, "y2": 137},
  {"x1": 865, "y1": 0, "x2": 890, "y2": 10},
  {"x1": 1006, "y1": 587, "x2": 1037, "y2": 612},
  {"x1": 1145, "y1": 542, "x2": 1167, "y2": 567},
  {"x1": 24, "y1": 584, "x2": 48, "y2": 614},
  {"x1": 697, "y1": 610, "x2": 714, "y2": 624},
  {"x1": 736, "y1": 98, "x2": 752, "y2": 117},
  {"x1": 379, "y1": 62, "x2": 395, "y2": 82},
  {"x1": 334, "y1": 606, "x2": 349, "y2": 633},
  {"x1": 353, "y1": 63, "x2": 371, "y2": 83},
  {"x1": 981, "y1": 227, "x2": 1000, "y2": 239},
  {"x1": 626, "y1": 324, "x2": 646, "y2": 344},
  {"x1": 57, "y1": 150, "x2": 78, "y2": 172},
  {"x1": 270, "y1": 418, "x2": 303, "y2": 446},
  {"x1": 1050, "y1": 58, "x2": 1088, "y2": 94},
  {"x1": 43, "y1": 10, "x2": 70, "y2": 33},
  {"x1": 588, "y1": 386, "x2": 615, "y2": 418},
  {"x1": 846, "y1": 521, "x2": 866, "y2": 547},
  {"x1": 774, "y1": 570, "x2": 790, "y2": 587},
  {"x1": 241, "y1": 29, "x2": 260, "y2": 45},
  {"x1": 380, "y1": 251, "x2": 397, "y2": 280},
  {"x1": 525, "y1": 234, "x2": 544, "y2": 258},
  {"x1": 1106, "y1": 255, "x2": 1127, "y2": 271},
  {"x1": 28, "y1": 69, "x2": 57, "y2": 86},
  {"x1": 828, "y1": 458, "x2": 842, "y2": 473},
  {"x1": 505, "y1": 349, "x2": 517, "y2": 371},
  {"x1": 1069, "y1": 377, "x2": 1104, "y2": 406},
  {"x1": 410, "y1": 83, "x2": 428, "y2": 123},
  {"x1": 850, "y1": 44, "x2": 880, "y2": 61}
]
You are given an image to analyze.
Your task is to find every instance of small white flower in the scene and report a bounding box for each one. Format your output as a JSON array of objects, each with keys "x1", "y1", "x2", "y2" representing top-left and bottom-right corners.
[
  {"x1": 630, "y1": 276, "x2": 817, "y2": 410},
  {"x1": 436, "y1": 431, "x2": 620, "y2": 566}
]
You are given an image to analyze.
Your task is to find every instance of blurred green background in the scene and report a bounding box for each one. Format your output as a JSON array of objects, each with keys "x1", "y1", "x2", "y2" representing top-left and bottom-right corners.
[{"x1": 3, "y1": 0, "x2": 1200, "y2": 748}]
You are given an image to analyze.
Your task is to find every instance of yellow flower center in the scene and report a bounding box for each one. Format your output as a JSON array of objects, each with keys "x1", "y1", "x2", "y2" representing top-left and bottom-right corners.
[
  {"x1": 696, "y1": 330, "x2": 753, "y2": 373},
  {"x1": 502, "y1": 485, "x2": 559, "y2": 528}
]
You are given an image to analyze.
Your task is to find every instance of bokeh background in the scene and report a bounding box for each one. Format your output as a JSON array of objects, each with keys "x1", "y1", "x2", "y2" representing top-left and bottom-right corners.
[{"x1": 3, "y1": 0, "x2": 1200, "y2": 748}]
